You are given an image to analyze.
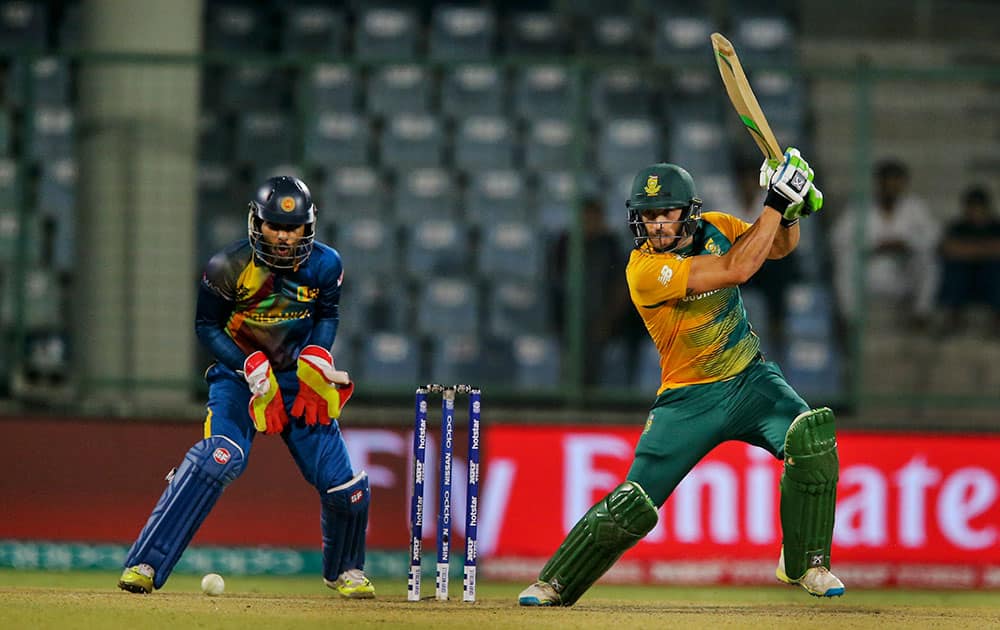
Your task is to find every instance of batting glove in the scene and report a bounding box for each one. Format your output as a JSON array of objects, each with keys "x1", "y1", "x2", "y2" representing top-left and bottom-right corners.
[
  {"x1": 243, "y1": 351, "x2": 288, "y2": 434},
  {"x1": 765, "y1": 147, "x2": 814, "y2": 221},
  {"x1": 291, "y1": 345, "x2": 355, "y2": 426}
]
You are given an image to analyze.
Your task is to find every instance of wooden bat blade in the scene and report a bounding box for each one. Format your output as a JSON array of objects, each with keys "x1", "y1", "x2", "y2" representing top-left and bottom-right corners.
[{"x1": 710, "y1": 32, "x2": 782, "y2": 161}]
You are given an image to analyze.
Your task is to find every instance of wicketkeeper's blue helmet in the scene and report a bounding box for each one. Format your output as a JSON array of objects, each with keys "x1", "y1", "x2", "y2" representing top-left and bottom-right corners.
[{"x1": 247, "y1": 175, "x2": 317, "y2": 268}]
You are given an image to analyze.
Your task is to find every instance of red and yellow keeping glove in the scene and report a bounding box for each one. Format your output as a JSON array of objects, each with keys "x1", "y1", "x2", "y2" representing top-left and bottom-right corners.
[
  {"x1": 243, "y1": 351, "x2": 288, "y2": 434},
  {"x1": 291, "y1": 345, "x2": 355, "y2": 426}
]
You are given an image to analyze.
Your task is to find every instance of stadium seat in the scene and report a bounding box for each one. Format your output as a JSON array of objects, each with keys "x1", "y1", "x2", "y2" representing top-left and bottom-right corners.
[
  {"x1": 513, "y1": 65, "x2": 573, "y2": 120},
  {"x1": 597, "y1": 118, "x2": 660, "y2": 179},
  {"x1": 537, "y1": 171, "x2": 599, "y2": 238},
  {"x1": 36, "y1": 158, "x2": 76, "y2": 272},
  {"x1": 441, "y1": 65, "x2": 505, "y2": 119},
  {"x1": 466, "y1": 169, "x2": 529, "y2": 226},
  {"x1": 335, "y1": 218, "x2": 398, "y2": 277},
  {"x1": 220, "y1": 64, "x2": 287, "y2": 112},
  {"x1": 379, "y1": 114, "x2": 444, "y2": 170},
  {"x1": 453, "y1": 115, "x2": 514, "y2": 171},
  {"x1": 29, "y1": 57, "x2": 71, "y2": 105},
  {"x1": 0, "y1": 0, "x2": 48, "y2": 52},
  {"x1": 406, "y1": 219, "x2": 471, "y2": 278},
  {"x1": 303, "y1": 64, "x2": 359, "y2": 114},
  {"x1": 29, "y1": 107, "x2": 74, "y2": 163},
  {"x1": 694, "y1": 170, "x2": 738, "y2": 211},
  {"x1": 589, "y1": 68, "x2": 652, "y2": 121},
  {"x1": 202, "y1": 207, "x2": 246, "y2": 257},
  {"x1": 198, "y1": 110, "x2": 232, "y2": 163},
  {"x1": 0, "y1": 158, "x2": 17, "y2": 207},
  {"x1": 367, "y1": 64, "x2": 431, "y2": 118},
  {"x1": 731, "y1": 7, "x2": 796, "y2": 65},
  {"x1": 784, "y1": 283, "x2": 834, "y2": 340},
  {"x1": 17, "y1": 269, "x2": 61, "y2": 329},
  {"x1": 429, "y1": 334, "x2": 498, "y2": 386},
  {"x1": 598, "y1": 339, "x2": 632, "y2": 388},
  {"x1": 751, "y1": 70, "x2": 805, "y2": 138},
  {"x1": 304, "y1": 112, "x2": 370, "y2": 167},
  {"x1": 602, "y1": 172, "x2": 636, "y2": 244},
  {"x1": 636, "y1": 340, "x2": 662, "y2": 392},
  {"x1": 579, "y1": 14, "x2": 639, "y2": 58},
  {"x1": 740, "y1": 287, "x2": 772, "y2": 356},
  {"x1": 478, "y1": 221, "x2": 541, "y2": 280},
  {"x1": 653, "y1": 11, "x2": 717, "y2": 64},
  {"x1": 330, "y1": 332, "x2": 357, "y2": 379},
  {"x1": 354, "y1": 6, "x2": 419, "y2": 62},
  {"x1": 321, "y1": 166, "x2": 389, "y2": 227},
  {"x1": 234, "y1": 111, "x2": 294, "y2": 169},
  {"x1": 361, "y1": 332, "x2": 420, "y2": 387},
  {"x1": 504, "y1": 11, "x2": 569, "y2": 57},
  {"x1": 395, "y1": 167, "x2": 458, "y2": 220},
  {"x1": 204, "y1": 3, "x2": 263, "y2": 52},
  {"x1": 668, "y1": 118, "x2": 728, "y2": 177},
  {"x1": 782, "y1": 338, "x2": 841, "y2": 399},
  {"x1": 487, "y1": 279, "x2": 549, "y2": 338},
  {"x1": 0, "y1": 108, "x2": 11, "y2": 155},
  {"x1": 429, "y1": 5, "x2": 496, "y2": 62},
  {"x1": 416, "y1": 278, "x2": 479, "y2": 338},
  {"x1": 511, "y1": 334, "x2": 561, "y2": 389},
  {"x1": 281, "y1": 5, "x2": 346, "y2": 56},
  {"x1": 524, "y1": 118, "x2": 573, "y2": 171},
  {"x1": 336, "y1": 273, "x2": 410, "y2": 337}
]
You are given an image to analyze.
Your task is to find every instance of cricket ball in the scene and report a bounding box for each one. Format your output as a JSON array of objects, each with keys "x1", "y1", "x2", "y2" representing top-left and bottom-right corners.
[{"x1": 201, "y1": 573, "x2": 225, "y2": 596}]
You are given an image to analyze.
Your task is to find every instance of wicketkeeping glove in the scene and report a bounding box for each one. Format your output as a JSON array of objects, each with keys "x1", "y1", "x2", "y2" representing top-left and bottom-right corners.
[
  {"x1": 764, "y1": 148, "x2": 816, "y2": 223},
  {"x1": 291, "y1": 345, "x2": 355, "y2": 426},
  {"x1": 243, "y1": 351, "x2": 288, "y2": 434}
]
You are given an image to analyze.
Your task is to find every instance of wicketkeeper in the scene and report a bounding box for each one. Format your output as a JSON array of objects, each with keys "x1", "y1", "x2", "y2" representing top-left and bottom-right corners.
[{"x1": 520, "y1": 149, "x2": 844, "y2": 605}]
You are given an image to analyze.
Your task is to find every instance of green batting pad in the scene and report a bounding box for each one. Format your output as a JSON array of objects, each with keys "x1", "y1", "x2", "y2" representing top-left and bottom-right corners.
[
  {"x1": 780, "y1": 407, "x2": 839, "y2": 579},
  {"x1": 539, "y1": 481, "x2": 658, "y2": 606}
]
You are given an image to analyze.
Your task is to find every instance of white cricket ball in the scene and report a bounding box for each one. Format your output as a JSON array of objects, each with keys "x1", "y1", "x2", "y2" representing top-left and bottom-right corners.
[{"x1": 201, "y1": 573, "x2": 225, "y2": 596}]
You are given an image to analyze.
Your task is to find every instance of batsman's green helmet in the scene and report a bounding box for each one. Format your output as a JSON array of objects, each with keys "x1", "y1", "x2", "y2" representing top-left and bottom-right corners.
[{"x1": 626, "y1": 163, "x2": 703, "y2": 250}]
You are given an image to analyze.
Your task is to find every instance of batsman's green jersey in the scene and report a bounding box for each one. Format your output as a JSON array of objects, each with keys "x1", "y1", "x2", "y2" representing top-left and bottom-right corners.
[{"x1": 624, "y1": 212, "x2": 809, "y2": 506}]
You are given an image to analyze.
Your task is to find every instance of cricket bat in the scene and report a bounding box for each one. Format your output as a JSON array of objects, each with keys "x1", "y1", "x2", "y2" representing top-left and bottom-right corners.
[{"x1": 710, "y1": 32, "x2": 783, "y2": 161}]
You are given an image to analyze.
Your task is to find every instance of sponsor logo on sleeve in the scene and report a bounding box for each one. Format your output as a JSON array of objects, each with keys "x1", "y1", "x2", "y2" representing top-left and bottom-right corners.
[{"x1": 658, "y1": 264, "x2": 673, "y2": 286}]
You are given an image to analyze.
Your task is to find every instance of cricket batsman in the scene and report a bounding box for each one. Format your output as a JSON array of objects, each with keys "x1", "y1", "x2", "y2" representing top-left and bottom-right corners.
[
  {"x1": 519, "y1": 149, "x2": 844, "y2": 605},
  {"x1": 118, "y1": 176, "x2": 374, "y2": 598}
]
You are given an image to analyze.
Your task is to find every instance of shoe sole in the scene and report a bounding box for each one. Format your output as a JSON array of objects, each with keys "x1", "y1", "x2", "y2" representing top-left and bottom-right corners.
[
  {"x1": 776, "y1": 568, "x2": 844, "y2": 597},
  {"x1": 117, "y1": 581, "x2": 151, "y2": 594},
  {"x1": 519, "y1": 596, "x2": 557, "y2": 606},
  {"x1": 338, "y1": 591, "x2": 376, "y2": 599}
]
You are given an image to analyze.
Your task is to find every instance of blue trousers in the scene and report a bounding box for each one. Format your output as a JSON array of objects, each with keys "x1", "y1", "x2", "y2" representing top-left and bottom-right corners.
[{"x1": 204, "y1": 363, "x2": 356, "y2": 491}]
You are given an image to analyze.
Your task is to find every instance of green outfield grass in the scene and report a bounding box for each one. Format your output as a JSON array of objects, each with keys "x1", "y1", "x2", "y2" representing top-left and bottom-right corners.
[{"x1": 1, "y1": 569, "x2": 998, "y2": 629}]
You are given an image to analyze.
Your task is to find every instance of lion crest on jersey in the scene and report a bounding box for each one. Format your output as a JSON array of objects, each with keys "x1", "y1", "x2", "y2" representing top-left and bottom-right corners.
[{"x1": 644, "y1": 175, "x2": 661, "y2": 197}]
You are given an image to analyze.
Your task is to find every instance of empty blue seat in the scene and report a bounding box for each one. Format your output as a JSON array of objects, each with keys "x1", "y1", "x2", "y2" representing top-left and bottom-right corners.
[
  {"x1": 653, "y1": 12, "x2": 716, "y2": 63},
  {"x1": 441, "y1": 65, "x2": 505, "y2": 119},
  {"x1": 417, "y1": 278, "x2": 478, "y2": 338},
  {"x1": 513, "y1": 65, "x2": 573, "y2": 120},
  {"x1": 336, "y1": 273, "x2": 410, "y2": 337},
  {"x1": 693, "y1": 170, "x2": 738, "y2": 211},
  {"x1": 597, "y1": 118, "x2": 660, "y2": 179},
  {"x1": 198, "y1": 110, "x2": 232, "y2": 163},
  {"x1": 668, "y1": 119, "x2": 728, "y2": 177},
  {"x1": 36, "y1": 158, "x2": 75, "y2": 272},
  {"x1": 466, "y1": 169, "x2": 529, "y2": 226},
  {"x1": 598, "y1": 339, "x2": 632, "y2": 388},
  {"x1": 582, "y1": 14, "x2": 640, "y2": 58},
  {"x1": 783, "y1": 338, "x2": 841, "y2": 399},
  {"x1": 379, "y1": 114, "x2": 444, "y2": 170},
  {"x1": 601, "y1": 172, "x2": 635, "y2": 243},
  {"x1": 205, "y1": 3, "x2": 262, "y2": 52},
  {"x1": 355, "y1": 7, "x2": 419, "y2": 62},
  {"x1": 361, "y1": 332, "x2": 420, "y2": 387},
  {"x1": 429, "y1": 6, "x2": 496, "y2": 62},
  {"x1": 0, "y1": 0, "x2": 47, "y2": 52},
  {"x1": 0, "y1": 158, "x2": 17, "y2": 207},
  {"x1": 203, "y1": 207, "x2": 246, "y2": 255},
  {"x1": 429, "y1": 334, "x2": 501, "y2": 387},
  {"x1": 732, "y1": 9, "x2": 795, "y2": 65},
  {"x1": 322, "y1": 166, "x2": 389, "y2": 226},
  {"x1": 367, "y1": 64, "x2": 431, "y2": 118},
  {"x1": 636, "y1": 340, "x2": 662, "y2": 392},
  {"x1": 487, "y1": 280, "x2": 549, "y2": 338},
  {"x1": 589, "y1": 68, "x2": 651, "y2": 120},
  {"x1": 524, "y1": 118, "x2": 573, "y2": 171},
  {"x1": 784, "y1": 283, "x2": 834, "y2": 339},
  {"x1": 0, "y1": 109, "x2": 11, "y2": 155},
  {"x1": 304, "y1": 112, "x2": 370, "y2": 167},
  {"x1": 395, "y1": 167, "x2": 457, "y2": 220},
  {"x1": 511, "y1": 334, "x2": 560, "y2": 389},
  {"x1": 335, "y1": 218, "x2": 398, "y2": 277},
  {"x1": 30, "y1": 107, "x2": 74, "y2": 162},
  {"x1": 303, "y1": 64, "x2": 358, "y2": 113},
  {"x1": 29, "y1": 57, "x2": 71, "y2": 105},
  {"x1": 478, "y1": 222, "x2": 541, "y2": 279},
  {"x1": 281, "y1": 6, "x2": 346, "y2": 56},
  {"x1": 220, "y1": 64, "x2": 286, "y2": 112},
  {"x1": 504, "y1": 12, "x2": 569, "y2": 57},
  {"x1": 537, "y1": 171, "x2": 590, "y2": 238},
  {"x1": 406, "y1": 219, "x2": 470, "y2": 278},
  {"x1": 234, "y1": 111, "x2": 294, "y2": 168},
  {"x1": 16, "y1": 269, "x2": 61, "y2": 329},
  {"x1": 752, "y1": 70, "x2": 805, "y2": 137},
  {"x1": 453, "y1": 115, "x2": 514, "y2": 171}
]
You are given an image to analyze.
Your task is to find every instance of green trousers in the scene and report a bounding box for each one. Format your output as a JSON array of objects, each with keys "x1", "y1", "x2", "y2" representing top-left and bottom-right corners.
[{"x1": 627, "y1": 359, "x2": 809, "y2": 507}]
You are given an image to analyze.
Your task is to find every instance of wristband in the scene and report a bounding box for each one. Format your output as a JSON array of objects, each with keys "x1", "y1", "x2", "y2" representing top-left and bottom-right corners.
[
  {"x1": 764, "y1": 189, "x2": 792, "y2": 214},
  {"x1": 780, "y1": 216, "x2": 799, "y2": 228}
]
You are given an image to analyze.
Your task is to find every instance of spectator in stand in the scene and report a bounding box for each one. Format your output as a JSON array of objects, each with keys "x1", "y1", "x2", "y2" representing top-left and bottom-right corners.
[
  {"x1": 937, "y1": 186, "x2": 1000, "y2": 335},
  {"x1": 831, "y1": 159, "x2": 939, "y2": 329}
]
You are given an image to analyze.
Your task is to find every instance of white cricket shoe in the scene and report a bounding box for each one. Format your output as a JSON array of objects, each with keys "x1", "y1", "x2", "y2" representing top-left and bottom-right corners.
[
  {"x1": 518, "y1": 580, "x2": 561, "y2": 606},
  {"x1": 776, "y1": 547, "x2": 845, "y2": 597}
]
